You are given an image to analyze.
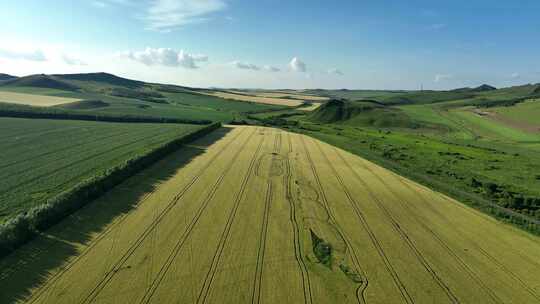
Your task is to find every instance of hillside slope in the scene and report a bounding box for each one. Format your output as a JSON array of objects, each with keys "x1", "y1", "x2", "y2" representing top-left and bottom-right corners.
[
  {"x1": 309, "y1": 99, "x2": 425, "y2": 128},
  {"x1": 0, "y1": 74, "x2": 18, "y2": 81},
  {"x1": 1, "y1": 74, "x2": 80, "y2": 91}
]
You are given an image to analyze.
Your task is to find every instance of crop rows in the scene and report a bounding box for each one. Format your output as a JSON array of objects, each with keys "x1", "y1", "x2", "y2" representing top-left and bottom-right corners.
[
  {"x1": 0, "y1": 117, "x2": 202, "y2": 222},
  {"x1": 1, "y1": 126, "x2": 539, "y2": 304}
]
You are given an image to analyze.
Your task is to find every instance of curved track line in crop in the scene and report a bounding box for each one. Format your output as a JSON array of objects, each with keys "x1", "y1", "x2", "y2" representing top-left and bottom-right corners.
[
  {"x1": 139, "y1": 132, "x2": 265, "y2": 304},
  {"x1": 331, "y1": 146, "x2": 460, "y2": 304},
  {"x1": 299, "y1": 135, "x2": 369, "y2": 304},
  {"x1": 251, "y1": 131, "x2": 280, "y2": 304},
  {"x1": 434, "y1": 192, "x2": 540, "y2": 275},
  {"x1": 284, "y1": 133, "x2": 313, "y2": 304},
  {"x1": 251, "y1": 181, "x2": 273, "y2": 304},
  {"x1": 74, "y1": 128, "x2": 254, "y2": 304},
  {"x1": 313, "y1": 140, "x2": 414, "y2": 304},
  {"x1": 388, "y1": 175, "x2": 525, "y2": 304},
  {"x1": 196, "y1": 130, "x2": 266, "y2": 304},
  {"x1": 364, "y1": 166, "x2": 503, "y2": 304}
]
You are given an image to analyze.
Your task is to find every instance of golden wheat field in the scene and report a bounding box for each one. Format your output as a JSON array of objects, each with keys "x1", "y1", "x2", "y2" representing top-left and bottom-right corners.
[
  {"x1": 228, "y1": 90, "x2": 330, "y2": 102},
  {"x1": 0, "y1": 91, "x2": 81, "y2": 107},
  {"x1": 205, "y1": 91, "x2": 305, "y2": 107},
  {"x1": 1, "y1": 126, "x2": 540, "y2": 304}
]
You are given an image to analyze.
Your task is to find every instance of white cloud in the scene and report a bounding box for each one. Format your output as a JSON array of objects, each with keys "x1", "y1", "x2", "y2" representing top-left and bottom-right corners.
[
  {"x1": 263, "y1": 65, "x2": 280, "y2": 72},
  {"x1": 62, "y1": 54, "x2": 87, "y2": 66},
  {"x1": 120, "y1": 47, "x2": 208, "y2": 68},
  {"x1": 0, "y1": 48, "x2": 47, "y2": 62},
  {"x1": 231, "y1": 61, "x2": 260, "y2": 71},
  {"x1": 434, "y1": 74, "x2": 453, "y2": 82},
  {"x1": 145, "y1": 0, "x2": 227, "y2": 31},
  {"x1": 290, "y1": 57, "x2": 306, "y2": 72},
  {"x1": 510, "y1": 72, "x2": 520, "y2": 79},
  {"x1": 328, "y1": 68, "x2": 343, "y2": 76}
]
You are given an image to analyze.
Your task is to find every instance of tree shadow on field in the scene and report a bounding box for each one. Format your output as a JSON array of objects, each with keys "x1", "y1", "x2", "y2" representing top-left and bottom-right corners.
[{"x1": 0, "y1": 126, "x2": 233, "y2": 303}]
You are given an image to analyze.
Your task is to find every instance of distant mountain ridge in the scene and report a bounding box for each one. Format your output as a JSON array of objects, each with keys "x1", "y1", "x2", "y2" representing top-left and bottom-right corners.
[
  {"x1": 52, "y1": 72, "x2": 144, "y2": 89},
  {"x1": 2, "y1": 74, "x2": 80, "y2": 91},
  {"x1": 452, "y1": 84, "x2": 497, "y2": 93},
  {"x1": 0, "y1": 74, "x2": 18, "y2": 81}
]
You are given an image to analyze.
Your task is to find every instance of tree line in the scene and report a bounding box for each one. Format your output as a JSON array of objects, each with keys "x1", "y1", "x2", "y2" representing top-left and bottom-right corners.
[{"x1": 0, "y1": 122, "x2": 221, "y2": 258}]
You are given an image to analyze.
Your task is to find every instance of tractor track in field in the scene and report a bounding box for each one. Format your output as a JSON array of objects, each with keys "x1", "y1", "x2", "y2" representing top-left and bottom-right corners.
[
  {"x1": 0, "y1": 128, "x2": 183, "y2": 195},
  {"x1": 26, "y1": 189, "x2": 158, "y2": 304},
  {"x1": 27, "y1": 128, "x2": 249, "y2": 304},
  {"x1": 435, "y1": 192, "x2": 540, "y2": 274},
  {"x1": 0, "y1": 128, "x2": 138, "y2": 171},
  {"x1": 74, "y1": 127, "x2": 252, "y2": 304},
  {"x1": 251, "y1": 180, "x2": 273, "y2": 304},
  {"x1": 251, "y1": 131, "x2": 280, "y2": 304},
  {"x1": 138, "y1": 131, "x2": 265, "y2": 304},
  {"x1": 389, "y1": 175, "x2": 525, "y2": 304},
  {"x1": 475, "y1": 246, "x2": 540, "y2": 302},
  {"x1": 298, "y1": 135, "x2": 369, "y2": 304},
  {"x1": 332, "y1": 146, "x2": 460, "y2": 304},
  {"x1": 365, "y1": 165, "x2": 503, "y2": 304},
  {"x1": 284, "y1": 133, "x2": 313, "y2": 304},
  {"x1": 196, "y1": 129, "x2": 265, "y2": 304},
  {"x1": 314, "y1": 141, "x2": 414, "y2": 304}
]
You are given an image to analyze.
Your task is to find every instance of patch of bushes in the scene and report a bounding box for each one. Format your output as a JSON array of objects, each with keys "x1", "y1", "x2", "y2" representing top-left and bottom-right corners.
[
  {"x1": 0, "y1": 122, "x2": 221, "y2": 258},
  {"x1": 310, "y1": 229, "x2": 332, "y2": 267},
  {"x1": 108, "y1": 87, "x2": 166, "y2": 103},
  {"x1": 469, "y1": 177, "x2": 540, "y2": 219}
]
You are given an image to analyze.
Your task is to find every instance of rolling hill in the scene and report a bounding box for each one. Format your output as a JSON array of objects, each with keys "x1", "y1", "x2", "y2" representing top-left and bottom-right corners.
[
  {"x1": 309, "y1": 99, "x2": 427, "y2": 128},
  {"x1": 1, "y1": 74, "x2": 80, "y2": 91},
  {"x1": 0, "y1": 73, "x2": 18, "y2": 81}
]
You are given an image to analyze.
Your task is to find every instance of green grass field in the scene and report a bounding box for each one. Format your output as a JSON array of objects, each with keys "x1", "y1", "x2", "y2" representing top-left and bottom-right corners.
[
  {"x1": 491, "y1": 99, "x2": 540, "y2": 126},
  {"x1": 0, "y1": 117, "x2": 203, "y2": 223}
]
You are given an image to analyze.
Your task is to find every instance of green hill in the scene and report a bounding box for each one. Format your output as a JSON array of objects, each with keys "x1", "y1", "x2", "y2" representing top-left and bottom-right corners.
[
  {"x1": 56, "y1": 100, "x2": 109, "y2": 110},
  {"x1": 53, "y1": 72, "x2": 144, "y2": 89},
  {"x1": 1, "y1": 74, "x2": 80, "y2": 91},
  {"x1": 0, "y1": 74, "x2": 17, "y2": 81},
  {"x1": 309, "y1": 99, "x2": 425, "y2": 128}
]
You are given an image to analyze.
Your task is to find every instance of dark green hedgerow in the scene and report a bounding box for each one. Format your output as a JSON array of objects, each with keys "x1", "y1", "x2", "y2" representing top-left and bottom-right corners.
[
  {"x1": 0, "y1": 102, "x2": 212, "y2": 125},
  {"x1": 0, "y1": 122, "x2": 221, "y2": 258}
]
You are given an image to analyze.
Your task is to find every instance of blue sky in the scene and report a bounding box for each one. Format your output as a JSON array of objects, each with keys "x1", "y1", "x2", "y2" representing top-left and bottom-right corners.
[{"x1": 1, "y1": 0, "x2": 539, "y2": 89}]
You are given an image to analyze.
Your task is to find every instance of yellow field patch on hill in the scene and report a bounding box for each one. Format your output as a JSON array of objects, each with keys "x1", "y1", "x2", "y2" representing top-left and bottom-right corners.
[
  {"x1": 229, "y1": 90, "x2": 330, "y2": 102},
  {"x1": 206, "y1": 91, "x2": 305, "y2": 107},
  {"x1": 1, "y1": 126, "x2": 540, "y2": 304},
  {"x1": 0, "y1": 91, "x2": 81, "y2": 107}
]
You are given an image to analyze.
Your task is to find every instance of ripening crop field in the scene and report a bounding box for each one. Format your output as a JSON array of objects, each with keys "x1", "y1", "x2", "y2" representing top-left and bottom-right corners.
[
  {"x1": 206, "y1": 91, "x2": 305, "y2": 107},
  {"x1": 0, "y1": 117, "x2": 203, "y2": 223},
  {"x1": 0, "y1": 91, "x2": 81, "y2": 106},
  {"x1": 1, "y1": 126, "x2": 540, "y2": 303}
]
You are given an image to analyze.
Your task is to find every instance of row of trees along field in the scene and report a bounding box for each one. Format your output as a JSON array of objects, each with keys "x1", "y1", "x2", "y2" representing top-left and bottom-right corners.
[
  {"x1": 0, "y1": 102, "x2": 213, "y2": 125},
  {"x1": 0, "y1": 122, "x2": 221, "y2": 258}
]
